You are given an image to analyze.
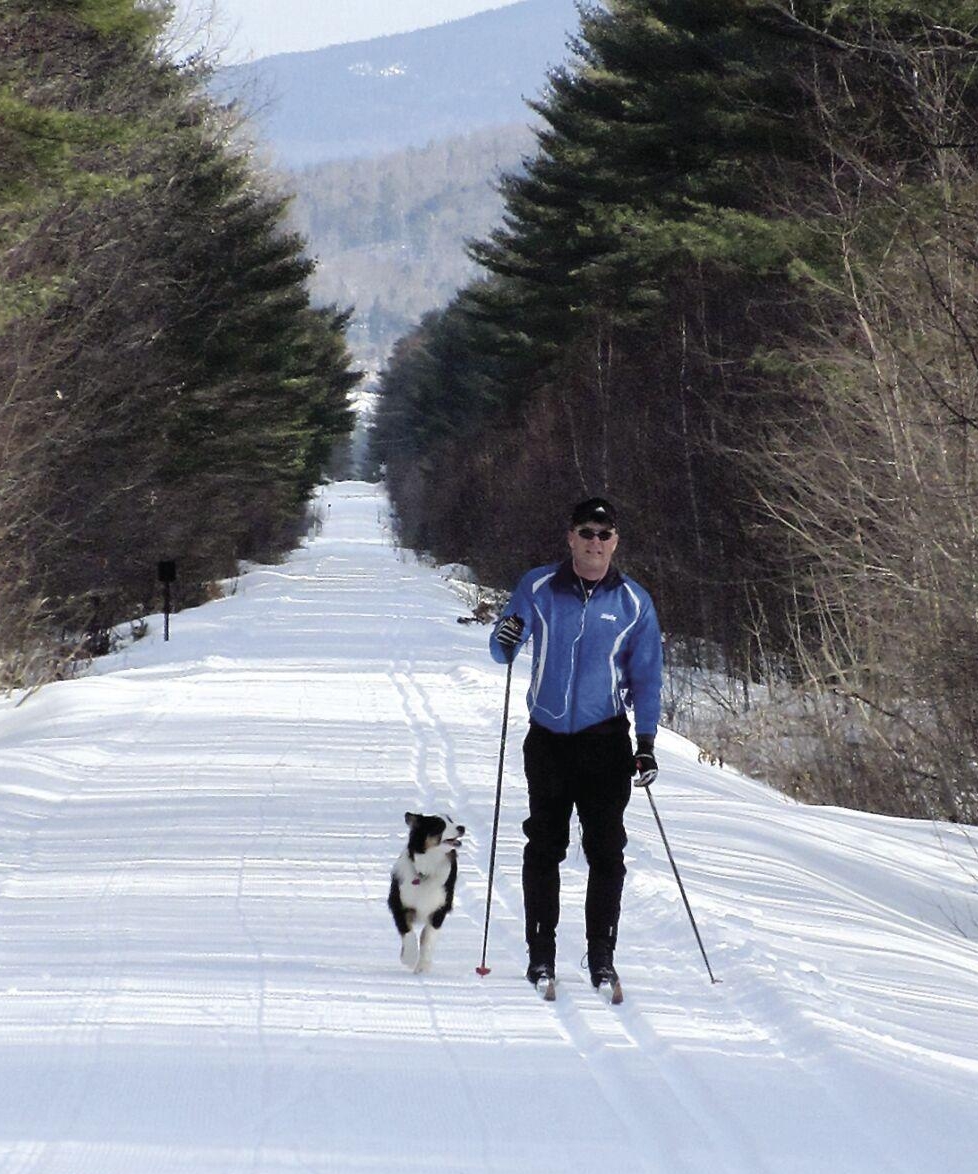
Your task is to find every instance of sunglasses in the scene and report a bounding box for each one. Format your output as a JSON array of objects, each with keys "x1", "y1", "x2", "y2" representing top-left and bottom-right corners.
[{"x1": 575, "y1": 526, "x2": 616, "y2": 541}]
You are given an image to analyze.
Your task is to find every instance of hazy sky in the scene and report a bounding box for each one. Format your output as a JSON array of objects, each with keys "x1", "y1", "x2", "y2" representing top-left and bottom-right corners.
[{"x1": 170, "y1": 1, "x2": 523, "y2": 62}]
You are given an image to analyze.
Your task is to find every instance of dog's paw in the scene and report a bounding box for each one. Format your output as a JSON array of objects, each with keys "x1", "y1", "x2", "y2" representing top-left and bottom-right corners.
[
  {"x1": 413, "y1": 958, "x2": 432, "y2": 975},
  {"x1": 400, "y1": 934, "x2": 419, "y2": 968}
]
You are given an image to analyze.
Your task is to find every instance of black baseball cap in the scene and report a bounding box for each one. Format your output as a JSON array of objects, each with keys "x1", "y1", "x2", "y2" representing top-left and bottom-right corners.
[{"x1": 570, "y1": 497, "x2": 618, "y2": 528}]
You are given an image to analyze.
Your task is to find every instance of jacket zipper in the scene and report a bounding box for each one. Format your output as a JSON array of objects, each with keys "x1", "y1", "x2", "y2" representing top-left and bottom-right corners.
[{"x1": 569, "y1": 578, "x2": 594, "y2": 729}]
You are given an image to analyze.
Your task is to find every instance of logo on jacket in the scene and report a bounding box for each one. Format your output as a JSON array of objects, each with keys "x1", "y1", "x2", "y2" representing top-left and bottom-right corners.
[{"x1": 600, "y1": 613, "x2": 618, "y2": 622}]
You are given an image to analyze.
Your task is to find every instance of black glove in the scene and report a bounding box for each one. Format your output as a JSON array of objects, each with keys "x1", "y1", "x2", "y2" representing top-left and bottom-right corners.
[
  {"x1": 634, "y1": 734, "x2": 658, "y2": 788},
  {"x1": 495, "y1": 614, "x2": 525, "y2": 651}
]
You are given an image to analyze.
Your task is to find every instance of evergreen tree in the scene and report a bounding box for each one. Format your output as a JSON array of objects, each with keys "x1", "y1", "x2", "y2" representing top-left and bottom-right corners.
[
  {"x1": 0, "y1": 0, "x2": 358, "y2": 683},
  {"x1": 380, "y1": 0, "x2": 816, "y2": 652},
  {"x1": 375, "y1": 0, "x2": 978, "y2": 819}
]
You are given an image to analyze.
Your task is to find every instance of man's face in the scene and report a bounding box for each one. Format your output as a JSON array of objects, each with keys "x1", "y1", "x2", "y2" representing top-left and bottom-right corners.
[{"x1": 567, "y1": 522, "x2": 618, "y2": 580}]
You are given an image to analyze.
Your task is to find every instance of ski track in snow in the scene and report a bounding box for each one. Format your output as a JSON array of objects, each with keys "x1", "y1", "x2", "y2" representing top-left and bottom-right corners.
[{"x1": 1, "y1": 481, "x2": 977, "y2": 1173}]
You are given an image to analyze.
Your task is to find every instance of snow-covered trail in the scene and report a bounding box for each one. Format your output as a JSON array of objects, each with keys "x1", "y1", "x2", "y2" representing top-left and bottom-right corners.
[{"x1": 1, "y1": 481, "x2": 977, "y2": 1174}]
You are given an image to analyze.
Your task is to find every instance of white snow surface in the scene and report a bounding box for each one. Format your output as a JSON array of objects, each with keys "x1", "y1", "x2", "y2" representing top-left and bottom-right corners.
[{"x1": 1, "y1": 480, "x2": 977, "y2": 1174}]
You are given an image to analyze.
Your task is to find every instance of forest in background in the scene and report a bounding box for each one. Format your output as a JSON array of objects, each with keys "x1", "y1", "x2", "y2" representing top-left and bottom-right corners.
[
  {"x1": 372, "y1": 0, "x2": 978, "y2": 824},
  {"x1": 287, "y1": 124, "x2": 535, "y2": 368},
  {"x1": 0, "y1": 0, "x2": 359, "y2": 687}
]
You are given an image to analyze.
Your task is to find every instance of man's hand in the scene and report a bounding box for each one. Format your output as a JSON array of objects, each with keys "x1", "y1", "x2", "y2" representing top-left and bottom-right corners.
[
  {"x1": 495, "y1": 614, "x2": 525, "y2": 651},
  {"x1": 634, "y1": 733, "x2": 658, "y2": 788}
]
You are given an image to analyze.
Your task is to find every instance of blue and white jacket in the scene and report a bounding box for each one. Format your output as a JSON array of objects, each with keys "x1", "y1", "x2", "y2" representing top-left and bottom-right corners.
[{"x1": 490, "y1": 559, "x2": 662, "y2": 737}]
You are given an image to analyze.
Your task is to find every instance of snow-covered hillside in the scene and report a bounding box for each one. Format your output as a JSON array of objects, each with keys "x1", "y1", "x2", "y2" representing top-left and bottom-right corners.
[{"x1": 1, "y1": 481, "x2": 976, "y2": 1174}]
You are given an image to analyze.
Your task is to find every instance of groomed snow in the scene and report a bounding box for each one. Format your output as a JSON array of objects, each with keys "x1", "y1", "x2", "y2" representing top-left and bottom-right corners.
[{"x1": 1, "y1": 480, "x2": 976, "y2": 1173}]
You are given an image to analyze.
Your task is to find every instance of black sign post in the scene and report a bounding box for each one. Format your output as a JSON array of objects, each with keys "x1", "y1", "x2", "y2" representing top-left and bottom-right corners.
[{"x1": 158, "y1": 560, "x2": 176, "y2": 641}]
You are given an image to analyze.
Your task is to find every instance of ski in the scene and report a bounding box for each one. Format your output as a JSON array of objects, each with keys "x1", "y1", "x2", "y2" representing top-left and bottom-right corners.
[
  {"x1": 531, "y1": 976, "x2": 621, "y2": 1003},
  {"x1": 595, "y1": 978, "x2": 624, "y2": 1005},
  {"x1": 536, "y1": 976, "x2": 556, "y2": 1001}
]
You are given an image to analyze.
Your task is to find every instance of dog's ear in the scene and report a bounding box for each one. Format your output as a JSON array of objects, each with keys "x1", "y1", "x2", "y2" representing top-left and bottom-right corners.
[{"x1": 405, "y1": 812, "x2": 421, "y2": 828}]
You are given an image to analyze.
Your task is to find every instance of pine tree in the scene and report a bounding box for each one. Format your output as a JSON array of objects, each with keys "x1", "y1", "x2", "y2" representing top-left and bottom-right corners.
[
  {"x1": 375, "y1": 0, "x2": 978, "y2": 818},
  {"x1": 380, "y1": 0, "x2": 816, "y2": 650},
  {"x1": 0, "y1": 0, "x2": 358, "y2": 681}
]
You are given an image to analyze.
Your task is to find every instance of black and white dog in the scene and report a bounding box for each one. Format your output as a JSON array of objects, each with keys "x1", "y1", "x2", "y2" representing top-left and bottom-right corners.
[{"x1": 388, "y1": 812, "x2": 464, "y2": 974}]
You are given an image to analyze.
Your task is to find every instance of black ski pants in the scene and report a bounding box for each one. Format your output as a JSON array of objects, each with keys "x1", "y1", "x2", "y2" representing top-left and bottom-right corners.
[{"x1": 521, "y1": 717, "x2": 634, "y2": 966}]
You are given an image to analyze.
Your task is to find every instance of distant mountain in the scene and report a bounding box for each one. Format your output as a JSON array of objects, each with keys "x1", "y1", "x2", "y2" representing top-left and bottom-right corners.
[
  {"x1": 216, "y1": 0, "x2": 579, "y2": 168},
  {"x1": 213, "y1": 0, "x2": 584, "y2": 369}
]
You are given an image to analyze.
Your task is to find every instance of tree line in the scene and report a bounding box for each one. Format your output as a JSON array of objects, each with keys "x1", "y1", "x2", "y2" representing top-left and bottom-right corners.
[
  {"x1": 372, "y1": 0, "x2": 978, "y2": 823},
  {"x1": 287, "y1": 123, "x2": 535, "y2": 367},
  {"x1": 0, "y1": 0, "x2": 359, "y2": 686}
]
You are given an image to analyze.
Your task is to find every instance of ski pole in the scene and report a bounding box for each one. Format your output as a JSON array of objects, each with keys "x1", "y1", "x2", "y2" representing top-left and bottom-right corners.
[
  {"x1": 476, "y1": 654, "x2": 514, "y2": 976},
  {"x1": 643, "y1": 786, "x2": 720, "y2": 984}
]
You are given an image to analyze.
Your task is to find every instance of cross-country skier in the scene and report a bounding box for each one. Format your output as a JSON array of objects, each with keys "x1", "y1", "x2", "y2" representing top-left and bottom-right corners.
[{"x1": 489, "y1": 497, "x2": 663, "y2": 1001}]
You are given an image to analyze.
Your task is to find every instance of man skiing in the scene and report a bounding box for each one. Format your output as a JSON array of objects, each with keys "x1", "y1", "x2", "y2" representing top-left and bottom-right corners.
[{"x1": 489, "y1": 497, "x2": 662, "y2": 1001}]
